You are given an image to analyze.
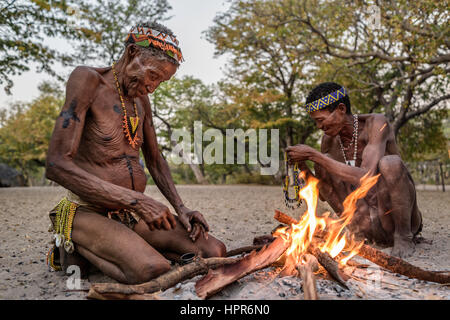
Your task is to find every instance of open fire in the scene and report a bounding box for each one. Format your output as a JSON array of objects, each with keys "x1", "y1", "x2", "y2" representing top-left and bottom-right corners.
[{"x1": 274, "y1": 172, "x2": 380, "y2": 270}]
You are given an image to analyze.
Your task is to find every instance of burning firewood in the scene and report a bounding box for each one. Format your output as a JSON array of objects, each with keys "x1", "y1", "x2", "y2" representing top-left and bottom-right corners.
[
  {"x1": 274, "y1": 209, "x2": 298, "y2": 225},
  {"x1": 296, "y1": 254, "x2": 319, "y2": 300},
  {"x1": 308, "y1": 243, "x2": 350, "y2": 289},
  {"x1": 274, "y1": 210, "x2": 349, "y2": 288},
  {"x1": 195, "y1": 236, "x2": 291, "y2": 299},
  {"x1": 87, "y1": 256, "x2": 240, "y2": 300},
  {"x1": 273, "y1": 209, "x2": 450, "y2": 285}
]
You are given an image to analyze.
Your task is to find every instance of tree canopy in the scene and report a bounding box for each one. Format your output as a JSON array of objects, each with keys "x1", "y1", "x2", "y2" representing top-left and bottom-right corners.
[
  {"x1": 0, "y1": 0, "x2": 448, "y2": 185},
  {"x1": 74, "y1": 0, "x2": 172, "y2": 65},
  {"x1": 0, "y1": 0, "x2": 78, "y2": 94},
  {"x1": 0, "y1": 82, "x2": 63, "y2": 184},
  {"x1": 206, "y1": 0, "x2": 449, "y2": 162}
]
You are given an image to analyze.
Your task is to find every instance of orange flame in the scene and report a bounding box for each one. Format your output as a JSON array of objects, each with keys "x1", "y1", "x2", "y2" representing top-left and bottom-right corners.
[{"x1": 274, "y1": 172, "x2": 380, "y2": 268}]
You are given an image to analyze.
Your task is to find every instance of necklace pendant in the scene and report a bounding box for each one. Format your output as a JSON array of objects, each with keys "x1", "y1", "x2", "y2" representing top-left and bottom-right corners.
[
  {"x1": 122, "y1": 115, "x2": 140, "y2": 149},
  {"x1": 129, "y1": 116, "x2": 140, "y2": 134},
  {"x1": 347, "y1": 160, "x2": 355, "y2": 167}
]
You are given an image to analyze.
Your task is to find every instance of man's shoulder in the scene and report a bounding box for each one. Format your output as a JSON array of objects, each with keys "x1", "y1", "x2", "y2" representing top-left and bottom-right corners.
[
  {"x1": 322, "y1": 133, "x2": 335, "y2": 144},
  {"x1": 137, "y1": 94, "x2": 152, "y2": 115},
  {"x1": 66, "y1": 66, "x2": 104, "y2": 99},
  {"x1": 321, "y1": 134, "x2": 334, "y2": 153},
  {"x1": 361, "y1": 114, "x2": 394, "y2": 144},
  {"x1": 69, "y1": 65, "x2": 101, "y2": 81},
  {"x1": 363, "y1": 113, "x2": 389, "y2": 126},
  {"x1": 70, "y1": 66, "x2": 99, "y2": 77}
]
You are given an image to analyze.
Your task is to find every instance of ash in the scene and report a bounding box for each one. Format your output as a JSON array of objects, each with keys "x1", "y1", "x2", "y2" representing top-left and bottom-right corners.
[{"x1": 157, "y1": 262, "x2": 449, "y2": 300}]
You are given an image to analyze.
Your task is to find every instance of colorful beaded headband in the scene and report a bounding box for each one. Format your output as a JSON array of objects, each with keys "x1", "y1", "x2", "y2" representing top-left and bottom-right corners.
[
  {"x1": 124, "y1": 26, "x2": 184, "y2": 63},
  {"x1": 305, "y1": 87, "x2": 348, "y2": 113}
]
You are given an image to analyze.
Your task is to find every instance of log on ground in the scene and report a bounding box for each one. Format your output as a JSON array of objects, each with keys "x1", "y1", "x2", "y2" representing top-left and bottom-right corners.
[
  {"x1": 358, "y1": 244, "x2": 450, "y2": 284},
  {"x1": 195, "y1": 236, "x2": 291, "y2": 299},
  {"x1": 308, "y1": 243, "x2": 349, "y2": 290},
  {"x1": 297, "y1": 254, "x2": 319, "y2": 300},
  {"x1": 87, "y1": 256, "x2": 239, "y2": 300}
]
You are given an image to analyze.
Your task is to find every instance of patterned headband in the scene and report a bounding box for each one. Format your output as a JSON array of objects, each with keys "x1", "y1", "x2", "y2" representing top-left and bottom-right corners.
[
  {"x1": 124, "y1": 26, "x2": 184, "y2": 63},
  {"x1": 305, "y1": 87, "x2": 348, "y2": 113}
]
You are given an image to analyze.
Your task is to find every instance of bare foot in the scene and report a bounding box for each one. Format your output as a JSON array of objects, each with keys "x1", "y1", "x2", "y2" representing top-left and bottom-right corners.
[{"x1": 391, "y1": 235, "x2": 415, "y2": 258}]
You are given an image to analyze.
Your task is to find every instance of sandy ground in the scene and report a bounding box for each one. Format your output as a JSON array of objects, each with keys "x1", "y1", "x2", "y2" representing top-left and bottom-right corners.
[{"x1": 0, "y1": 185, "x2": 449, "y2": 300}]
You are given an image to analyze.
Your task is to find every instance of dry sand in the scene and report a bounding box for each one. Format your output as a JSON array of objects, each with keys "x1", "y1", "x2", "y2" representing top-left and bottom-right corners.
[{"x1": 0, "y1": 185, "x2": 449, "y2": 300}]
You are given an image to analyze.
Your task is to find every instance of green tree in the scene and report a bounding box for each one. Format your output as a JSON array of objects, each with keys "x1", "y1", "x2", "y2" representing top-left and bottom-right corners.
[
  {"x1": 206, "y1": 0, "x2": 318, "y2": 153},
  {"x1": 398, "y1": 109, "x2": 449, "y2": 162},
  {"x1": 151, "y1": 76, "x2": 270, "y2": 184},
  {"x1": 210, "y1": 0, "x2": 449, "y2": 162},
  {"x1": 0, "y1": 0, "x2": 78, "y2": 94},
  {"x1": 73, "y1": 0, "x2": 172, "y2": 65},
  {"x1": 262, "y1": 0, "x2": 449, "y2": 138},
  {"x1": 151, "y1": 76, "x2": 217, "y2": 184},
  {"x1": 0, "y1": 82, "x2": 62, "y2": 184}
]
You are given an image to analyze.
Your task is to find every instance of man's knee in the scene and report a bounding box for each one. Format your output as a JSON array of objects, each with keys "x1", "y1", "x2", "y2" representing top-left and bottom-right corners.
[
  {"x1": 200, "y1": 238, "x2": 227, "y2": 258},
  {"x1": 127, "y1": 258, "x2": 171, "y2": 284},
  {"x1": 378, "y1": 155, "x2": 405, "y2": 182}
]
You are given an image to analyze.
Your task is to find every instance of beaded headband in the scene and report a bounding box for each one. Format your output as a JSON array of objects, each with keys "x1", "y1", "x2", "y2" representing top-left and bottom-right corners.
[
  {"x1": 124, "y1": 26, "x2": 184, "y2": 63},
  {"x1": 305, "y1": 87, "x2": 347, "y2": 113}
]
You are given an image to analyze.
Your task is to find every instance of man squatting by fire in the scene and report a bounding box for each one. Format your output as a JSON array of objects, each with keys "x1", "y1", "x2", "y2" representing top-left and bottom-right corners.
[
  {"x1": 45, "y1": 22, "x2": 226, "y2": 284},
  {"x1": 286, "y1": 82, "x2": 423, "y2": 258}
]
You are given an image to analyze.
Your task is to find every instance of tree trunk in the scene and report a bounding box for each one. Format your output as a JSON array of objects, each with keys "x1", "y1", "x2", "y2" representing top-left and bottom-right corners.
[
  {"x1": 188, "y1": 163, "x2": 208, "y2": 185},
  {"x1": 169, "y1": 139, "x2": 208, "y2": 185}
]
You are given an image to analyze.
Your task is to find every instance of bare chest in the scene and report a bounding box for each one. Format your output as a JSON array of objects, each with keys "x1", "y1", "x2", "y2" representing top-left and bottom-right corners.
[
  {"x1": 79, "y1": 87, "x2": 145, "y2": 158},
  {"x1": 328, "y1": 129, "x2": 369, "y2": 167}
]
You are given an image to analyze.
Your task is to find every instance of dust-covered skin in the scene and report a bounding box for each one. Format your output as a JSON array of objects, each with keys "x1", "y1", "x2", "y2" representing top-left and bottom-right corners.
[
  {"x1": 286, "y1": 103, "x2": 422, "y2": 258},
  {"x1": 45, "y1": 44, "x2": 225, "y2": 284}
]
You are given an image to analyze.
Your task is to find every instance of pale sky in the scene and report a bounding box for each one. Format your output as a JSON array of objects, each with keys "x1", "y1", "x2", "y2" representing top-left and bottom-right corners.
[{"x1": 0, "y1": 0, "x2": 230, "y2": 109}]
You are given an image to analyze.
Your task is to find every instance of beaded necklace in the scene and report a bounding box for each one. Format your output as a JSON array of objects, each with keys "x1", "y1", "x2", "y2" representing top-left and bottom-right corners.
[
  {"x1": 283, "y1": 151, "x2": 304, "y2": 209},
  {"x1": 112, "y1": 61, "x2": 140, "y2": 149},
  {"x1": 337, "y1": 114, "x2": 358, "y2": 167}
]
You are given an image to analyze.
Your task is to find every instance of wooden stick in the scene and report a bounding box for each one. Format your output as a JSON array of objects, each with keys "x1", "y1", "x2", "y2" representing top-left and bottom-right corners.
[
  {"x1": 308, "y1": 243, "x2": 349, "y2": 290},
  {"x1": 87, "y1": 256, "x2": 240, "y2": 300},
  {"x1": 345, "y1": 260, "x2": 369, "y2": 269},
  {"x1": 226, "y1": 245, "x2": 264, "y2": 257},
  {"x1": 280, "y1": 254, "x2": 298, "y2": 277},
  {"x1": 195, "y1": 236, "x2": 291, "y2": 299},
  {"x1": 357, "y1": 244, "x2": 450, "y2": 284},
  {"x1": 274, "y1": 209, "x2": 298, "y2": 225},
  {"x1": 296, "y1": 254, "x2": 319, "y2": 300},
  {"x1": 88, "y1": 290, "x2": 160, "y2": 300},
  {"x1": 253, "y1": 234, "x2": 276, "y2": 245}
]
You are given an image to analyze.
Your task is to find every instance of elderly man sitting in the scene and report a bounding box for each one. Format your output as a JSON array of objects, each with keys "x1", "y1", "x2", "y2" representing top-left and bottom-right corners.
[
  {"x1": 287, "y1": 82, "x2": 422, "y2": 258},
  {"x1": 45, "y1": 22, "x2": 226, "y2": 284}
]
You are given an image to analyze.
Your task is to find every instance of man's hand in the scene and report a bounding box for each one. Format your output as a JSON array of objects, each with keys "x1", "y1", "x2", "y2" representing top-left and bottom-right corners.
[
  {"x1": 177, "y1": 206, "x2": 210, "y2": 242},
  {"x1": 286, "y1": 145, "x2": 317, "y2": 164},
  {"x1": 138, "y1": 199, "x2": 177, "y2": 231}
]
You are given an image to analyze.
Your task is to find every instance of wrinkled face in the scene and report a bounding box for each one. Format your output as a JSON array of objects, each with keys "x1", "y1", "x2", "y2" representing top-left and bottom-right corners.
[
  {"x1": 123, "y1": 48, "x2": 177, "y2": 97},
  {"x1": 309, "y1": 104, "x2": 346, "y2": 136}
]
